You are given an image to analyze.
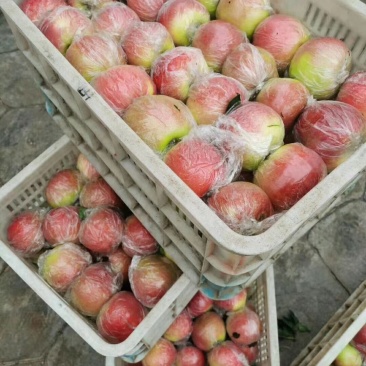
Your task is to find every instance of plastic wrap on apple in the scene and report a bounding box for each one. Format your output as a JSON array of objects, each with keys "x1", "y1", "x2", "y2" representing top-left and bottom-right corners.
[
  {"x1": 37, "y1": 242, "x2": 92, "y2": 293},
  {"x1": 20, "y1": 0, "x2": 66, "y2": 25},
  {"x1": 222, "y1": 43, "x2": 278, "y2": 96},
  {"x1": 175, "y1": 344, "x2": 206, "y2": 366},
  {"x1": 294, "y1": 100, "x2": 366, "y2": 172},
  {"x1": 68, "y1": 0, "x2": 114, "y2": 17},
  {"x1": 127, "y1": 0, "x2": 168, "y2": 22},
  {"x1": 142, "y1": 338, "x2": 177, "y2": 366},
  {"x1": 208, "y1": 341, "x2": 250, "y2": 366},
  {"x1": 76, "y1": 153, "x2": 101, "y2": 181},
  {"x1": 163, "y1": 309, "x2": 193, "y2": 344}
]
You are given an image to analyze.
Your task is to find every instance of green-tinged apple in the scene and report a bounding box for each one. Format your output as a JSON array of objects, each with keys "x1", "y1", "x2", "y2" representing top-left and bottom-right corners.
[{"x1": 334, "y1": 345, "x2": 363, "y2": 366}]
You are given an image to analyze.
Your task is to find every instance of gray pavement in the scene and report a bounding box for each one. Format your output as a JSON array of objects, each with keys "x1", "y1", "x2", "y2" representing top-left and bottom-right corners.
[{"x1": 1, "y1": 6, "x2": 366, "y2": 366}]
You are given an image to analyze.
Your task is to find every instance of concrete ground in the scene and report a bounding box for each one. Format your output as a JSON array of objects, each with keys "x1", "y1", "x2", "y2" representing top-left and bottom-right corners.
[{"x1": 1, "y1": 6, "x2": 366, "y2": 366}]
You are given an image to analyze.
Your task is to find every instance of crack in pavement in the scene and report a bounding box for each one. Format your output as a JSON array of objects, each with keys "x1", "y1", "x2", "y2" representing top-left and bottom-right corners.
[{"x1": 42, "y1": 322, "x2": 69, "y2": 363}]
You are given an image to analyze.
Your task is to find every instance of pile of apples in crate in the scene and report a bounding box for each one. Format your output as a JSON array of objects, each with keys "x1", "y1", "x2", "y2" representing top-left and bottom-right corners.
[
  {"x1": 6, "y1": 154, "x2": 263, "y2": 366},
  {"x1": 20, "y1": 0, "x2": 366, "y2": 235}
]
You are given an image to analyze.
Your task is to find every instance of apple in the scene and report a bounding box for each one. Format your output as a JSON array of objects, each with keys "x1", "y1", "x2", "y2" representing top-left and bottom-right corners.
[
  {"x1": 163, "y1": 310, "x2": 193, "y2": 343},
  {"x1": 66, "y1": 33, "x2": 127, "y2": 82},
  {"x1": 294, "y1": 101, "x2": 366, "y2": 171},
  {"x1": 42, "y1": 206, "x2": 81, "y2": 246},
  {"x1": 142, "y1": 338, "x2": 177, "y2": 366},
  {"x1": 253, "y1": 15, "x2": 311, "y2": 73},
  {"x1": 186, "y1": 291, "x2": 213, "y2": 318},
  {"x1": 151, "y1": 46, "x2": 210, "y2": 102},
  {"x1": 157, "y1": 0, "x2": 210, "y2": 46},
  {"x1": 289, "y1": 37, "x2": 352, "y2": 100},
  {"x1": 191, "y1": 311, "x2": 226, "y2": 351},
  {"x1": 20, "y1": 0, "x2": 66, "y2": 25},
  {"x1": 226, "y1": 307, "x2": 262, "y2": 346},
  {"x1": 7, "y1": 211, "x2": 45, "y2": 257},
  {"x1": 129, "y1": 254, "x2": 181, "y2": 308},
  {"x1": 79, "y1": 207, "x2": 124, "y2": 254},
  {"x1": 216, "y1": 101, "x2": 285, "y2": 171},
  {"x1": 91, "y1": 65, "x2": 156, "y2": 115},
  {"x1": 97, "y1": 291, "x2": 146, "y2": 343},
  {"x1": 240, "y1": 344, "x2": 259, "y2": 365},
  {"x1": 39, "y1": 6, "x2": 93, "y2": 55},
  {"x1": 92, "y1": 2, "x2": 140, "y2": 41},
  {"x1": 45, "y1": 169, "x2": 83, "y2": 208},
  {"x1": 213, "y1": 289, "x2": 247, "y2": 313},
  {"x1": 354, "y1": 325, "x2": 366, "y2": 346},
  {"x1": 334, "y1": 345, "x2": 363, "y2": 366},
  {"x1": 38, "y1": 242, "x2": 92, "y2": 293},
  {"x1": 122, "y1": 215, "x2": 158, "y2": 257},
  {"x1": 337, "y1": 72, "x2": 366, "y2": 119},
  {"x1": 196, "y1": 0, "x2": 219, "y2": 18},
  {"x1": 67, "y1": 0, "x2": 113, "y2": 16},
  {"x1": 122, "y1": 95, "x2": 196, "y2": 152},
  {"x1": 216, "y1": 0, "x2": 272, "y2": 39},
  {"x1": 208, "y1": 341, "x2": 250, "y2": 366},
  {"x1": 253, "y1": 143, "x2": 327, "y2": 211},
  {"x1": 256, "y1": 78, "x2": 310, "y2": 131},
  {"x1": 186, "y1": 74, "x2": 249, "y2": 126},
  {"x1": 122, "y1": 22, "x2": 175, "y2": 70},
  {"x1": 79, "y1": 178, "x2": 123, "y2": 209},
  {"x1": 222, "y1": 43, "x2": 278, "y2": 96},
  {"x1": 107, "y1": 249, "x2": 132, "y2": 286},
  {"x1": 76, "y1": 153, "x2": 100, "y2": 181},
  {"x1": 175, "y1": 346, "x2": 206, "y2": 366},
  {"x1": 126, "y1": 0, "x2": 167, "y2": 21},
  {"x1": 192, "y1": 20, "x2": 247, "y2": 72}
]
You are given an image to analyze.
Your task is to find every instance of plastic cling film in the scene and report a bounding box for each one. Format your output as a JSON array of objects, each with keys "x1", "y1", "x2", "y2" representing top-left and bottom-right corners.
[
  {"x1": 37, "y1": 242, "x2": 92, "y2": 293},
  {"x1": 207, "y1": 341, "x2": 250, "y2": 366},
  {"x1": 142, "y1": 338, "x2": 177, "y2": 365},
  {"x1": 65, "y1": 33, "x2": 127, "y2": 82},
  {"x1": 186, "y1": 291, "x2": 213, "y2": 318},
  {"x1": 107, "y1": 249, "x2": 132, "y2": 285},
  {"x1": 76, "y1": 153, "x2": 101, "y2": 181},
  {"x1": 294, "y1": 100, "x2": 366, "y2": 171},
  {"x1": 67, "y1": 0, "x2": 114, "y2": 16},
  {"x1": 163, "y1": 310, "x2": 193, "y2": 344},
  {"x1": 127, "y1": 0, "x2": 167, "y2": 21},
  {"x1": 20, "y1": 0, "x2": 66, "y2": 25},
  {"x1": 78, "y1": 207, "x2": 124, "y2": 254},
  {"x1": 222, "y1": 43, "x2": 278, "y2": 96}
]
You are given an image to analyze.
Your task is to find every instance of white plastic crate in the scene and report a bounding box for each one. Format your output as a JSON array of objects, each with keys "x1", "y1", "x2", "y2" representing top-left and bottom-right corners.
[
  {"x1": 2, "y1": 0, "x2": 366, "y2": 296},
  {"x1": 291, "y1": 280, "x2": 366, "y2": 366},
  {"x1": 0, "y1": 136, "x2": 280, "y2": 365}
]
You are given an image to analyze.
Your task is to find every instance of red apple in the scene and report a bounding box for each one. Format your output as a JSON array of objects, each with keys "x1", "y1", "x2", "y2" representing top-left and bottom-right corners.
[
  {"x1": 186, "y1": 73, "x2": 249, "y2": 126},
  {"x1": 157, "y1": 0, "x2": 210, "y2": 46},
  {"x1": 354, "y1": 325, "x2": 366, "y2": 346},
  {"x1": 107, "y1": 249, "x2": 132, "y2": 286},
  {"x1": 38, "y1": 242, "x2": 92, "y2": 293},
  {"x1": 334, "y1": 345, "x2": 363, "y2": 366},
  {"x1": 91, "y1": 65, "x2": 156, "y2": 115},
  {"x1": 122, "y1": 215, "x2": 158, "y2": 257},
  {"x1": 97, "y1": 291, "x2": 146, "y2": 343},
  {"x1": 164, "y1": 310, "x2": 193, "y2": 343},
  {"x1": 256, "y1": 78, "x2": 310, "y2": 131},
  {"x1": 175, "y1": 346, "x2": 206, "y2": 366},
  {"x1": 39, "y1": 6, "x2": 93, "y2": 55},
  {"x1": 122, "y1": 22, "x2": 175, "y2": 70},
  {"x1": 208, "y1": 341, "x2": 250, "y2": 366},
  {"x1": 207, "y1": 182, "x2": 273, "y2": 234},
  {"x1": 129, "y1": 254, "x2": 181, "y2": 308},
  {"x1": 226, "y1": 307, "x2": 262, "y2": 347},
  {"x1": 253, "y1": 15, "x2": 310, "y2": 73},
  {"x1": 79, "y1": 207, "x2": 124, "y2": 254},
  {"x1": 192, "y1": 20, "x2": 247, "y2": 72},
  {"x1": 127, "y1": 0, "x2": 167, "y2": 21},
  {"x1": 76, "y1": 153, "x2": 100, "y2": 181},
  {"x1": 92, "y1": 2, "x2": 140, "y2": 41},
  {"x1": 294, "y1": 101, "x2": 366, "y2": 171},
  {"x1": 240, "y1": 344, "x2": 259, "y2": 365},
  {"x1": 186, "y1": 291, "x2": 213, "y2": 318},
  {"x1": 213, "y1": 289, "x2": 247, "y2": 313},
  {"x1": 20, "y1": 0, "x2": 66, "y2": 25},
  {"x1": 122, "y1": 95, "x2": 196, "y2": 152},
  {"x1": 354, "y1": 342, "x2": 366, "y2": 357},
  {"x1": 337, "y1": 72, "x2": 366, "y2": 119},
  {"x1": 151, "y1": 46, "x2": 210, "y2": 101},
  {"x1": 42, "y1": 206, "x2": 81, "y2": 246},
  {"x1": 7, "y1": 211, "x2": 45, "y2": 256},
  {"x1": 191, "y1": 311, "x2": 226, "y2": 351},
  {"x1": 79, "y1": 178, "x2": 123, "y2": 209},
  {"x1": 45, "y1": 169, "x2": 83, "y2": 208},
  {"x1": 142, "y1": 338, "x2": 177, "y2": 366},
  {"x1": 253, "y1": 143, "x2": 327, "y2": 211},
  {"x1": 222, "y1": 43, "x2": 278, "y2": 96},
  {"x1": 66, "y1": 33, "x2": 127, "y2": 82}
]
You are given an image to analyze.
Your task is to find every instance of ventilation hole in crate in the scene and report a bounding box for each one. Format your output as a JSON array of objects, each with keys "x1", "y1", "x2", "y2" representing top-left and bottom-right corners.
[
  {"x1": 310, "y1": 7, "x2": 320, "y2": 27},
  {"x1": 317, "y1": 13, "x2": 328, "y2": 33},
  {"x1": 304, "y1": 2, "x2": 313, "y2": 22},
  {"x1": 6, "y1": 204, "x2": 14, "y2": 213},
  {"x1": 325, "y1": 18, "x2": 336, "y2": 36}
]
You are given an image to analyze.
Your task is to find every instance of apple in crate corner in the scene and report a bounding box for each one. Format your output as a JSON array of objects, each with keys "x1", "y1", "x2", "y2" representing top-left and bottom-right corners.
[
  {"x1": 334, "y1": 344, "x2": 363, "y2": 366},
  {"x1": 142, "y1": 338, "x2": 177, "y2": 366},
  {"x1": 192, "y1": 20, "x2": 247, "y2": 72},
  {"x1": 157, "y1": 0, "x2": 210, "y2": 46},
  {"x1": 91, "y1": 65, "x2": 156, "y2": 115},
  {"x1": 163, "y1": 309, "x2": 193, "y2": 343},
  {"x1": 151, "y1": 46, "x2": 210, "y2": 102},
  {"x1": 20, "y1": 0, "x2": 66, "y2": 25},
  {"x1": 107, "y1": 249, "x2": 132, "y2": 286},
  {"x1": 175, "y1": 346, "x2": 205, "y2": 366},
  {"x1": 289, "y1": 37, "x2": 352, "y2": 100},
  {"x1": 38, "y1": 242, "x2": 92, "y2": 293},
  {"x1": 122, "y1": 22, "x2": 175, "y2": 70},
  {"x1": 39, "y1": 6, "x2": 93, "y2": 55},
  {"x1": 214, "y1": 288, "x2": 247, "y2": 312},
  {"x1": 216, "y1": 0, "x2": 272, "y2": 39},
  {"x1": 208, "y1": 341, "x2": 250, "y2": 366},
  {"x1": 186, "y1": 291, "x2": 213, "y2": 318},
  {"x1": 122, "y1": 95, "x2": 196, "y2": 152},
  {"x1": 76, "y1": 153, "x2": 100, "y2": 181},
  {"x1": 97, "y1": 291, "x2": 146, "y2": 343},
  {"x1": 240, "y1": 344, "x2": 259, "y2": 365},
  {"x1": 127, "y1": 0, "x2": 167, "y2": 21},
  {"x1": 7, "y1": 210, "x2": 45, "y2": 257}
]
